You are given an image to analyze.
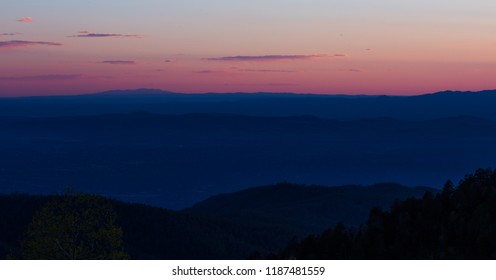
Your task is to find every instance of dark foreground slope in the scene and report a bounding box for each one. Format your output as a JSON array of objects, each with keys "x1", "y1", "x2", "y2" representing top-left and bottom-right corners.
[
  {"x1": 0, "y1": 183, "x2": 432, "y2": 259},
  {"x1": 185, "y1": 183, "x2": 433, "y2": 237},
  {"x1": 275, "y1": 169, "x2": 496, "y2": 259},
  {"x1": 0, "y1": 194, "x2": 261, "y2": 259}
]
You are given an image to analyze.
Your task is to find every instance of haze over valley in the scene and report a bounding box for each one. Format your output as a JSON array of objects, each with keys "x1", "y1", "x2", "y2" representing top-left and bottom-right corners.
[{"x1": 1, "y1": 89, "x2": 495, "y2": 209}]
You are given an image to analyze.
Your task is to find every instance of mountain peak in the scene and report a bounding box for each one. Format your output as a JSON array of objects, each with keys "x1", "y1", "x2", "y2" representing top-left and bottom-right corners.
[{"x1": 94, "y1": 88, "x2": 178, "y2": 96}]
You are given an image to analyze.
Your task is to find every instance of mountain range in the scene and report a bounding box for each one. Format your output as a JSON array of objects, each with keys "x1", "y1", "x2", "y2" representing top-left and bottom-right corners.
[
  {"x1": 0, "y1": 89, "x2": 495, "y2": 208},
  {"x1": 1, "y1": 89, "x2": 496, "y2": 120},
  {"x1": 0, "y1": 88, "x2": 494, "y2": 259}
]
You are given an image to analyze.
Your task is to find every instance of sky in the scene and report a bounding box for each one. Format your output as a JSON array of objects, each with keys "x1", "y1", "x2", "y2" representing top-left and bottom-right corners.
[{"x1": 1, "y1": 0, "x2": 496, "y2": 96}]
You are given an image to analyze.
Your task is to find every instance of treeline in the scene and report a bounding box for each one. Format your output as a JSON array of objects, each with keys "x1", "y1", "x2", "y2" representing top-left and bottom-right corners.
[{"x1": 274, "y1": 168, "x2": 496, "y2": 259}]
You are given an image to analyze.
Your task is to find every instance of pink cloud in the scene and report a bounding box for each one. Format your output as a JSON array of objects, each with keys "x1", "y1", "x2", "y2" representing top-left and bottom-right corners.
[
  {"x1": 238, "y1": 69, "x2": 297, "y2": 73},
  {"x1": 205, "y1": 54, "x2": 344, "y2": 61},
  {"x1": 17, "y1": 17, "x2": 33, "y2": 23},
  {"x1": 0, "y1": 74, "x2": 82, "y2": 81},
  {"x1": 266, "y1": 83, "x2": 300, "y2": 86},
  {"x1": 70, "y1": 31, "x2": 143, "y2": 38},
  {"x1": 224, "y1": 82, "x2": 300, "y2": 87},
  {"x1": 0, "y1": 40, "x2": 63, "y2": 49},
  {"x1": 100, "y1": 60, "x2": 136, "y2": 65},
  {"x1": 339, "y1": 69, "x2": 362, "y2": 73},
  {"x1": 194, "y1": 70, "x2": 225, "y2": 74}
]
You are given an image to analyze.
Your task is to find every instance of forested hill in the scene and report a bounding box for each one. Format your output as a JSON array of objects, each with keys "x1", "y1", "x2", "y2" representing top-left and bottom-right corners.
[
  {"x1": 275, "y1": 168, "x2": 496, "y2": 260},
  {"x1": 0, "y1": 183, "x2": 432, "y2": 259},
  {"x1": 185, "y1": 183, "x2": 434, "y2": 235}
]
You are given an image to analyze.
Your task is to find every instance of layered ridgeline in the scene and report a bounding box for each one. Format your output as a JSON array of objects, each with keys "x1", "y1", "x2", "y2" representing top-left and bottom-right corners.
[
  {"x1": 1, "y1": 89, "x2": 496, "y2": 120},
  {"x1": 0, "y1": 183, "x2": 432, "y2": 259},
  {"x1": 1, "y1": 88, "x2": 495, "y2": 259},
  {"x1": 1, "y1": 89, "x2": 495, "y2": 209},
  {"x1": 0, "y1": 111, "x2": 494, "y2": 209}
]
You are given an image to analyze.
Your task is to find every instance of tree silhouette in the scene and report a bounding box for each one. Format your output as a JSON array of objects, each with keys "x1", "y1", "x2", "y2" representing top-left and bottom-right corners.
[
  {"x1": 275, "y1": 168, "x2": 496, "y2": 259},
  {"x1": 22, "y1": 192, "x2": 128, "y2": 259}
]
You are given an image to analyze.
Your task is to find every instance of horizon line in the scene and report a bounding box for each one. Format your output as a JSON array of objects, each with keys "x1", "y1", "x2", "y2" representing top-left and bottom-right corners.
[{"x1": 1, "y1": 88, "x2": 495, "y2": 99}]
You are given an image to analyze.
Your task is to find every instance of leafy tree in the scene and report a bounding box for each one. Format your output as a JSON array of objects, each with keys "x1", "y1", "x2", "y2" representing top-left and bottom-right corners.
[{"x1": 22, "y1": 192, "x2": 128, "y2": 259}]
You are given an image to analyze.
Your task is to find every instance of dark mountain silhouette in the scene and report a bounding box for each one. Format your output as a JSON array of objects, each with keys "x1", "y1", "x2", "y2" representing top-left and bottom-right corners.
[
  {"x1": 95, "y1": 88, "x2": 178, "y2": 96},
  {"x1": 186, "y1": 183, "x2": 434, "y2": 229},
  {"x1": 185, "y1": 183, "x2": 434, "y2": 248},
  {"x1": 1, "y1": 89, "x2": 496, "y2": 120}
]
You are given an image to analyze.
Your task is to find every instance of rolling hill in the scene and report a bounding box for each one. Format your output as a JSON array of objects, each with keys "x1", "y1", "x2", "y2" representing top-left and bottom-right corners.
[{"x1": 185, "y1": 183, "x2": 435, "y2": 248}]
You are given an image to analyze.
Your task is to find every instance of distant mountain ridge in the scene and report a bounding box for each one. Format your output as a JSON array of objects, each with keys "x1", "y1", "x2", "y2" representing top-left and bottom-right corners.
[
  {"x1": 95, "y1": 88, "x2": 178, "y2": 96},
  {"x1": 39, "y1": 88, "x2": 496, "y2": 98},
  {"x1": 1, "y1": 88, "x2": 496, "y2": 120}
]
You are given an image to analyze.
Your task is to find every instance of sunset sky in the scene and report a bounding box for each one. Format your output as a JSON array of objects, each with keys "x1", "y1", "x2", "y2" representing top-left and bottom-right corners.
[{"x1": 1, "y1": 0, "x2": 496, "y2": 96}]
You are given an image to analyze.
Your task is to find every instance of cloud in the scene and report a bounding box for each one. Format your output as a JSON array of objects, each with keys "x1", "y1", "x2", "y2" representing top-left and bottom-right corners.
[
  {"x1": 0, "y1": 74, "x2": 82, "y2": 81},
  {"x1": 238, "y1": 69, "x2": 297, "y2": 73},
  {"x1": 70, "y1": 31, "x2": 143, "y2": 38},
  {"x1": 224, "y1": 82, "x2": 299, "y2": 87},
  {"x1": 339, "y1": 68, "x2": 362, "y2": 73},
  {"x1": 205, "y1": 54, "x2": 344, "y2": 61},
  {"x1": 88, "y1": 75, "x2": 114, "y2": 79},
  {"x1": 100, "y1": 60, "x2": 136, "y2": 65},
  {"x1": 0, "y1": 32, "x2": 21, "y2": 37},
  {"x1": 194, "y1": 70, "x2": 225, "y2": 74},
  {"x1": 0, "y1": 40, "x2": 63, "y2": 49},
  {"x1": 17, "y1": 17, "x2": 33, "y2": 23},
  {"x1": 265, "y1": 83, "x2": 300, "y2": 86}
]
